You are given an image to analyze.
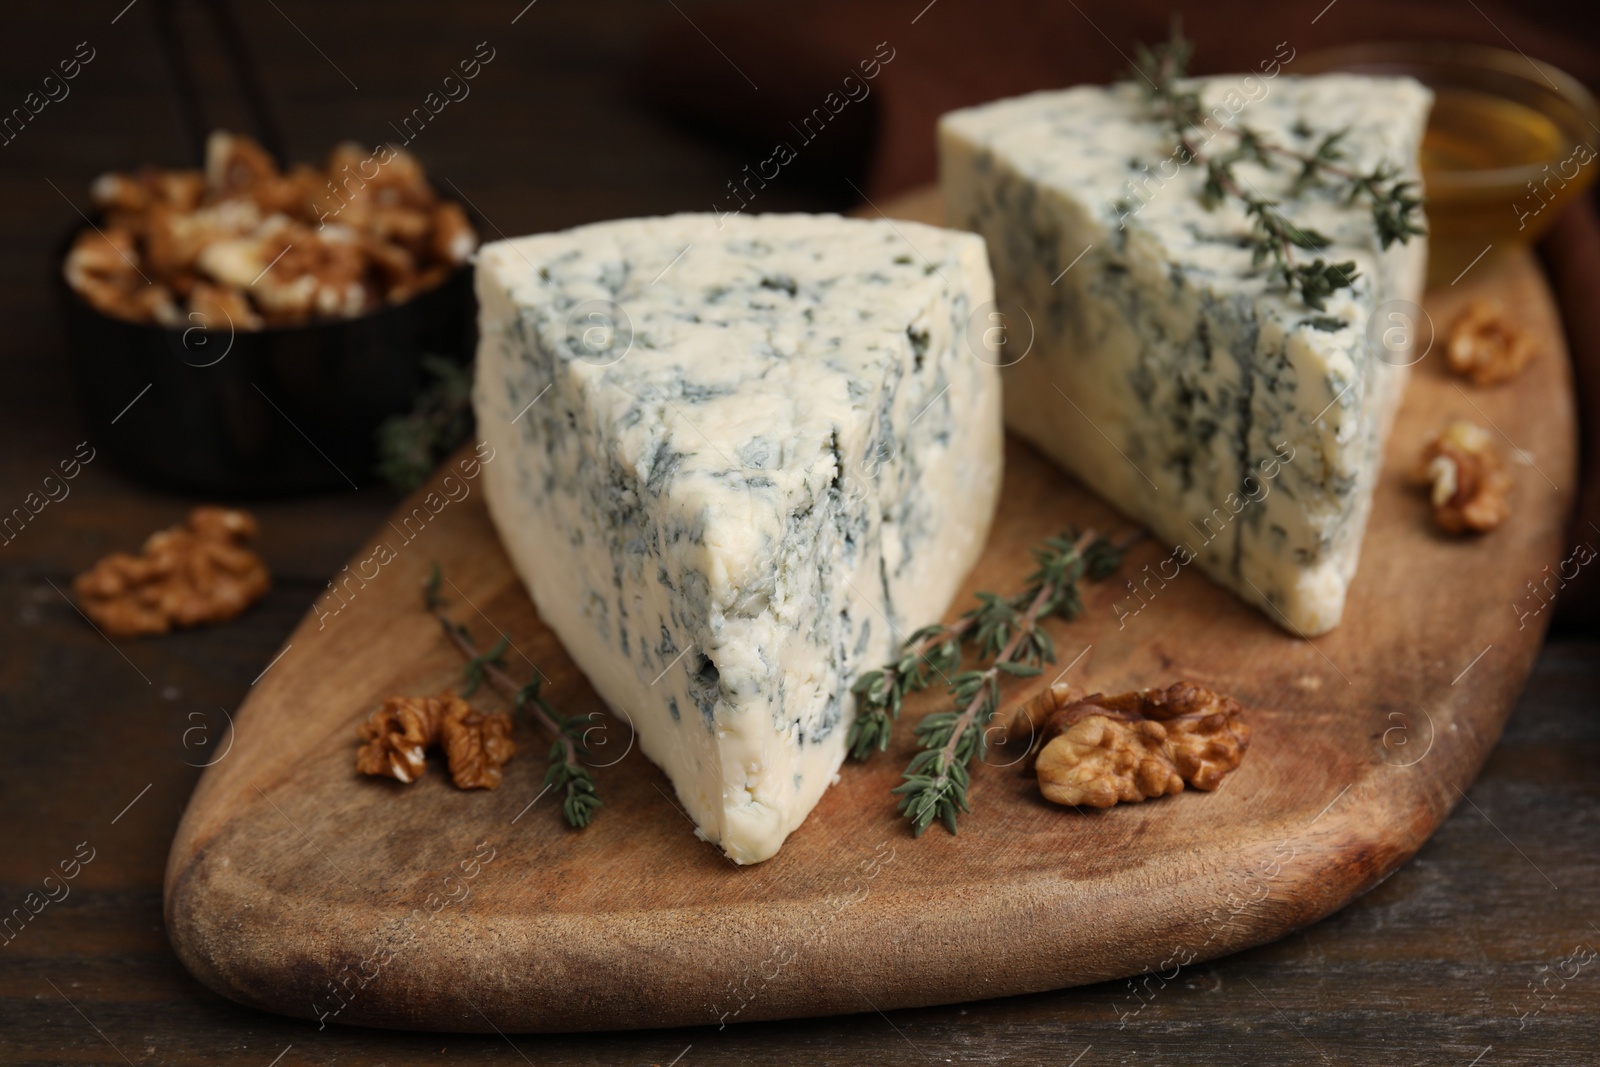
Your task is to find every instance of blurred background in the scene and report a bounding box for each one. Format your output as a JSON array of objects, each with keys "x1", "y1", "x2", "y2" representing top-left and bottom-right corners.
[{"x1": 2, "y1": 1, "x2": 1598, "y2": 1063}]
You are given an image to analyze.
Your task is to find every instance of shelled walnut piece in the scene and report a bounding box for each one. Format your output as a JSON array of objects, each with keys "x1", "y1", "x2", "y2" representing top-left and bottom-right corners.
[
  {"x1": 1011, "y1": 682, "x2": 1250, "y2": 808},
  {"x1": 1447, "y1": 298, "x2": 1536, "y2": 386},
  {"x1": 356, "y1": 693, "x2": 515, "y2": 790},
  {"x1": 65, "y1": 131, "x2": 476, "y2": 328},
  {"x1": 72, "y1": 507, "x2": 269, "y2": 637},
  {"x1": 1415, "y1": 421, "x2": 1513, "y2": 534}
]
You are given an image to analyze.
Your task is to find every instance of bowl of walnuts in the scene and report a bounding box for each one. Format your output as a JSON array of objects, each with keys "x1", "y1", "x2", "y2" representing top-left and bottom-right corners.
[{"x1": 58, "y1": 131, "x2": 479, "y2": 494}]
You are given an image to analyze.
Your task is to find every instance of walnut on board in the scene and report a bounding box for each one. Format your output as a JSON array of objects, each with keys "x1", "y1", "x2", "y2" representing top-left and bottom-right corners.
[
  {"x1": 1415, "y1": 420, "x2": 1513, "y2": 535},
  {"x1": 1447, "y1": 297, "x2": 1536, "y2": 386},
  {"x1": 356, "y1": 693, "x2": 516, "y2": 790},
  {"x1": 1020, "y1": 682, "x2": 1251, "y2": 809}
]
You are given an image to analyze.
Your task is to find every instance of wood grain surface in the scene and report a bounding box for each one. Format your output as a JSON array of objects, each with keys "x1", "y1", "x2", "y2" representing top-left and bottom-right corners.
[{"x1": 161, "y1": 188, "x2": 1577, "y2": 1032}]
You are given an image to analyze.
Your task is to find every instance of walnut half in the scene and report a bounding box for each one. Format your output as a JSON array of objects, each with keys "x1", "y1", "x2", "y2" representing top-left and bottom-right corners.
[
  {"x1": 73, "y1": 506, "x2": 270, "y2": 636},
  {"x1": 1024, "y1": 683, "x2": 1251, "y2": 809},
  {"x1": 356, "y1": 693, "x2": 515, "y2": 790},
  {"x1": 1415, "y1": 421, "x2": 1512, "y2": 534},
  {"x1": 1447, "y1": 298, "x2": 1535, "y2": 386}
]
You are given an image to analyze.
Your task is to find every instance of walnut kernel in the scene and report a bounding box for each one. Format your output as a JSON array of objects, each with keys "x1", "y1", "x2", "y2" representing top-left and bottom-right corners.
[
  {"x1": 354, "y1": 695, "x2": 437, "y2": 784},
  {"x1": 72, "y1": 506, "x2": 269, "y2": 636},
  {"x1": 66, "y1": 131, "x2": 476, "y2": 328},
  {"x1": 1025, "y1": 683, "x2": 1250, "y2": 809},
  {"x1": 1035, "y1": 713, "x2": 1183, "y2": 808},
  {"x1": 1447, "y1": 298, "x2": 1536, "y2": 386},
  {"x1": 356, "y1": 693, "x2": 515, "y2": 790},
  {"x1": 1002, "y1": 681, "x2": 1082, "y2": 746},
  {"x1": 1415, "y1": 421, "x2": 1512, "y2": 534}
]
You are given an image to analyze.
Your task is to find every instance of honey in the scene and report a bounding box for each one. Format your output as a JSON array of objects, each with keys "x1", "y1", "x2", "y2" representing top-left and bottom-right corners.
[
  {"x1": 1297, "y1": 43, "x2": 1600, "y2": 285},
  {"x1": 1419, "y1": 86, "x2": 1592, "y2": 283},
  {"x1": 1423, "y1": 87, "x2": 1568, "y2": 174}
]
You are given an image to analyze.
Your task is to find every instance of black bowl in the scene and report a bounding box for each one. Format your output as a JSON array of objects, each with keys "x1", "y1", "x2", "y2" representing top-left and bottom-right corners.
[{"x1": 56, "y1": 237, "x2": 476, "y2": 496}]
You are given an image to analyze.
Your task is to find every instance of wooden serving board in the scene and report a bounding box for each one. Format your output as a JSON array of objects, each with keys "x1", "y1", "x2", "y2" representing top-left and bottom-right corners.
[{"x1": 165, "y1": 190, "x2": 1577, "y2": 1033}]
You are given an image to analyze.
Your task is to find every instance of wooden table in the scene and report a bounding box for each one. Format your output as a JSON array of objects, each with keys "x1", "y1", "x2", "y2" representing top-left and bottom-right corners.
[{"x1": 2, "y1": 2, "x2": 1596, "y2": 1063}]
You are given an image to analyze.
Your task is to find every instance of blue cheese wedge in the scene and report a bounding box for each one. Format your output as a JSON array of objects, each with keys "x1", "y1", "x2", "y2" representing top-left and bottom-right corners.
[
  {"x1": 941, "y1": 75, "x2": 1431, "y2": 635},
  {"x1": 474, "y1": 213, "x2": 1002, "y2": 863}
]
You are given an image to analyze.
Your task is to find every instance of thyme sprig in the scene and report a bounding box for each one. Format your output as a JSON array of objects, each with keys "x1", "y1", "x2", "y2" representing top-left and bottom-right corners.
[
  {"x1": 376, "y1": 355, "x2": 475, "y2": 491},
  {"x1": 889, "y1": 529, "x2": 1126, "y2": 836},
  {"x1": 423, "y1": 564, "x2": 601, "y2": 828},
  {"x1": 1129, "y1": 24, "x2": 1425, "y2": 309},
  {"x1": 847, "y1": 618, "x2": 972, "y2": 760},
  {"x1": 521, "y1": 677, "x2": 605, "y2": 829},
  {"x1": 848, "y1": 531, "x2": 1125, "y2": 762}
]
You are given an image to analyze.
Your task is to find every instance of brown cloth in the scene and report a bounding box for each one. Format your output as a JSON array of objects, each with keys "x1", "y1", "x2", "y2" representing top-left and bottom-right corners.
[{"x1": 640, "y1": 0, "x2": 1600, "y2": 630}]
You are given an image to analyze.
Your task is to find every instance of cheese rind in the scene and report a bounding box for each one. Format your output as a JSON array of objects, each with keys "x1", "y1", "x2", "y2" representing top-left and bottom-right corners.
[
  {"x1": 940, "y1": 75, "x2": 1431, "y2": 635},
  {"x1": 473, "y1": 213, "x2": 1002, "y2": 863}
]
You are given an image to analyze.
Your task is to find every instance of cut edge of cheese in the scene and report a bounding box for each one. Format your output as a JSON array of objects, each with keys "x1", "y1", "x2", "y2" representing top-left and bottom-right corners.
[{"x1": 473, "y1": 212, "x2": 1003, "y2": 862}]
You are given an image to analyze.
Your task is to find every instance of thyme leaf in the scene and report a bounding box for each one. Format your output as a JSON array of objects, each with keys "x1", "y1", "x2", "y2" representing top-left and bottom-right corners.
[
  {"x1": 856, "y1": 528, "x2": 1131, "y2": 836},
  {"x1": 1128, "y1": 22, "x2": 1425, "y2": 308}
]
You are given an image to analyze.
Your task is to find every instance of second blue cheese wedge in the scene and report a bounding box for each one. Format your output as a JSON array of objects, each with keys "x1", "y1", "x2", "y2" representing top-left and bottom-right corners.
[
  {"x1": 941, "y1": 75, "x2": 1432, "y2": 635},
  {"x1": 474, "y1": 213, "x2": 1002, "y2": 863}
]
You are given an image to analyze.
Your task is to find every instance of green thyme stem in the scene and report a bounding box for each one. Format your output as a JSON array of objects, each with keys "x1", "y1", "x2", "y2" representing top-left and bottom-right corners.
[
  {"x1": 847, "y1": 614, "x2": 977, "y2": 761},
  {"x1": 851, "y1": 528, "x2": 1143, "y2": 763},
  {"x1": 883, "y1": 617, "x2": 981, "y2": 690},
  {"x1": 424, "y1": 565, "x2": 600, "y2": 828},
  {"x1": 1130, "y1": 24, "x2": 1424, "y2": 309},
  {"x1": 894, "y1": 528, "x2": 1126, "y2": 835},
  {"x1": 434, "y1": 613, "x2": 573, "y2": 761},
  {"x1": 912, "y1": 615, "x2": 979, "y2": 661},
  {"x1": 930, "y1": 531, "x2": 1090, "y2": 785}
]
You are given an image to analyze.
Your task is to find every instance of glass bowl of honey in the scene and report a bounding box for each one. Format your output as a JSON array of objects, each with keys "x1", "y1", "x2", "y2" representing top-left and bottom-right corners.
[{"x1": 1298, "y1": 42, "x2": 1599, "y2": 285}]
